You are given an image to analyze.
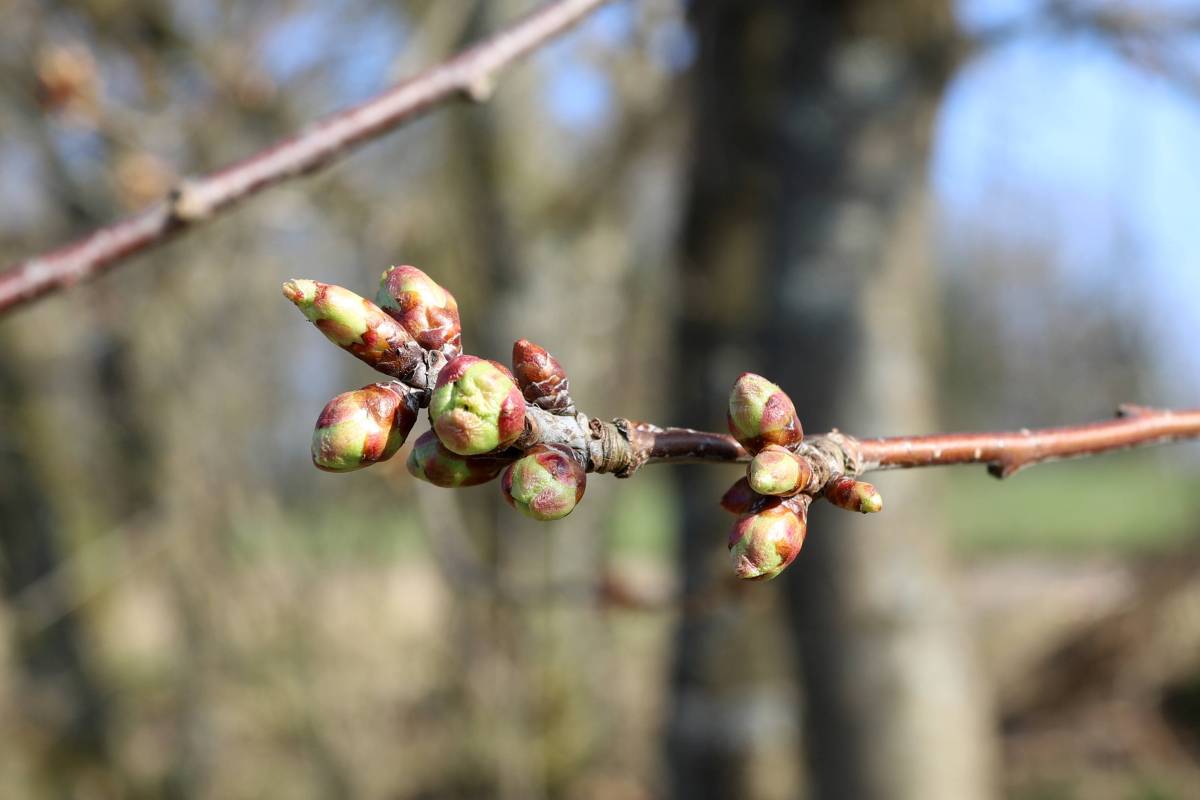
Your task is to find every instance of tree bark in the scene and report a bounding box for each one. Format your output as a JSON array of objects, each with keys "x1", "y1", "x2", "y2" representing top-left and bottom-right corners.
[
  {"x1": 667, "y1": 3, "x2": 809, "y2": 797},
  {"x1": 0, "y1": 352, "x2": 119, "y2": 798},
  {"x1": 671, "y1": 2, "x2": 996, "y2": 798}
]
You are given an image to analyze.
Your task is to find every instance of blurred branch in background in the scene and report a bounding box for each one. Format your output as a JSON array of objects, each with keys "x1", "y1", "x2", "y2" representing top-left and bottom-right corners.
[{"x1": 0, "y1": 0, "x2": 614, "y2": 315}]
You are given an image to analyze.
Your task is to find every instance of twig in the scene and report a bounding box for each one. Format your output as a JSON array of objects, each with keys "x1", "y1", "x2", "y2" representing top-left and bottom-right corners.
[
  {"x1": 0, "y1": 0, "x2": 614, "y2": 316},
  {"x1": 857, "y1": 406, "x2": 1200, "y2": 477},
  {"x1": 519, "y1": 406, "x2": 1200, "y2": 480}
]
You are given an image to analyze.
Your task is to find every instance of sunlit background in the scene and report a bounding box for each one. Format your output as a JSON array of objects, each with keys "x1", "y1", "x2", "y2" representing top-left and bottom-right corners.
[{"x1": 1, "y1": 0, "x2": 1198, "y2": 798}]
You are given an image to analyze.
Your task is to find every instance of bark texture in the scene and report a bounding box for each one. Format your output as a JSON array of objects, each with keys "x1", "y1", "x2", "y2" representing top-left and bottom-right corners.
[{"x1": 670, "y1": 2, "x2": 997, "y2": 798}]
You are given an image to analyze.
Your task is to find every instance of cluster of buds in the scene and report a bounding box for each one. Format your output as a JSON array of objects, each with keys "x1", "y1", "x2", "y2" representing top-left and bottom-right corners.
[
  {"x1": 286, "y1": 266, "x2": 886, "y2": 580},
  {"x1": 720, "y1": 373, "x2": 883, "y2": 580},
  {"x1": 288, "y1": 266, "x2": 460, "y2": 472},
  {"x1": 285, "y1": 266, "x2": 461, "y2": 471},
  {"x1": 285, "y1": 267, "x2": 587, "y2": 521}
]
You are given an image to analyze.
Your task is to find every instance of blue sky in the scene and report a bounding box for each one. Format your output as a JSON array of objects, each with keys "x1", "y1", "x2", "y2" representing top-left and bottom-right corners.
[
  {"x1": 530, "y1": 0, "x2": 1200, "y2": 403},
  {"x1": 939, "y1": 0, "x2": 1200, "y2": 401}
]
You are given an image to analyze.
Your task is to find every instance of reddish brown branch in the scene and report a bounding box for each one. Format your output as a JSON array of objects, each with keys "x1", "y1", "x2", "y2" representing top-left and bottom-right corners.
[
  {"x1": 642, "y1": 427, "x2": 747, "y2": 464},
  {"x1": 0, "y1": 0, "x2": 613, "y2": 316},
  {"x1": 555, "y1": 406, "x2": 1200, "y2": 480},
  {"x1": 856, "y1": 406, "x2": 1200, "y2": 478}
]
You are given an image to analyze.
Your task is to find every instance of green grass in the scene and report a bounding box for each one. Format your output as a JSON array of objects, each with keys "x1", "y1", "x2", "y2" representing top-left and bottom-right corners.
[
  {"x1": 607, "y1": 472, "x2": 679, "y2": 559},
  {"x1": 944, "y1": 450, "x2": 1200, "y2": 554},
  {"x1": 221, "y1": 450, "x2": 1198, "y2": 564},
  {"x1": 228, "y1": 493, "x2": 427, "y2": 564}
]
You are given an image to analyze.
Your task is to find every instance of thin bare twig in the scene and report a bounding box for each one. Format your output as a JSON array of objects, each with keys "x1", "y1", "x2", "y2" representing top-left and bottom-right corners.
[
  {"x1": 520, "y1": 405, "x2": 1200, "y2": 480},
  {"x1": 856, "y1": 405, "x2": 1200, "y2": 478},
  {"x1": 0, "y1": 0, "x2": 614, "y2": 316}
]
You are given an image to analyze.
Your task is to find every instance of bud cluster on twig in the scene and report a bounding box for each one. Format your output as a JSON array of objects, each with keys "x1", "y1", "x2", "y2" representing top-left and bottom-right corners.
[
  {"x1": 285, "y1": 265, "x2": 589, "y2": 525},
  {"x1": 284, "y1": 264, "x2": 882, "y2": 578},
  {"x1": 720, "y1": 373, "x2": 882, "y2": 580},
  {"x1": 285, "y1": 265, "x2": 1200, "y2": 583}
]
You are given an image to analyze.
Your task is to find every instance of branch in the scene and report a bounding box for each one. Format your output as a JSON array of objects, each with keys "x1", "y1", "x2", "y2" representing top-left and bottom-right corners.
[
  {"x1": 856, "y1": 405, "x2": 1200, "y2": 478},
  {"x1": 289, "y1": 270, "x2": 1200, "y2": 581},
  {"x1": 523, "y1": 406, "x2": 1200, "y2": 481},
  {"x1": 285, "y1": 273, "x2": 1200, "y2": 486},
  {"x1": 0, "y1": 0, "x2": 615, "y2": 316}
]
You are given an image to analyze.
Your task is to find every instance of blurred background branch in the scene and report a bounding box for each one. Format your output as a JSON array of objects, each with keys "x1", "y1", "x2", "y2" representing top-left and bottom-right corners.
[{"x1": 0, "y1": 0, "x2": 613, "y2": 315}]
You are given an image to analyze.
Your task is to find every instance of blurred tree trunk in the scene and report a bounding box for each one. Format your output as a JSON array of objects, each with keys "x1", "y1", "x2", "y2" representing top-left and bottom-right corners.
[
  {"x1": 666, "y1": 2, "x2": 806, "y2": 796},
  {"x1": 670, "y1": 2, "x2": 995, "y2": 799},
  {"x1": 0, "y1": 352, "x2": 118, "y2": 798}
]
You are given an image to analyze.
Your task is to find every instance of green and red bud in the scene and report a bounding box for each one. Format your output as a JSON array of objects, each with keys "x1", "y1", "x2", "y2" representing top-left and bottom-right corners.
[
  {"x1": 283, "y1": 279, "x2": 423, "y2": 381},
  {"x1": 728, "y1": 498, "x2": 808, "y2": 581},
  {"x1": 428, "y1": 355, "x2": 526, "y2": 456},
  {"x1": 375, "y1": 265, "x2": 462, "y2": 356},
  {"x1": 311, "y1": 382, "x2": 418, "y2": 472},
  {"x1": 720, "y1": 477, "x2": 803, "y2": 516},
  {"x1": 501, "y1": 444, "x2": 587, "y2": 521},
  {"x1": 727, "y1": 373, "x2": 802, "y2": 454},
  {"x1": 511, "y1": 339, "x2": 575, "y2": 416},
  {"x1": 747, "y1": 444, "x2": 814, "y2": 497},
  {"x1": 720, "y1": 477, "x2": 761, "y2": 515},
  {"x1": 823, "y1": 476, "x2": 883, "y2": 514},
  {"x1": 405, "y1": 430, "x2": 512, "y2": 488}
]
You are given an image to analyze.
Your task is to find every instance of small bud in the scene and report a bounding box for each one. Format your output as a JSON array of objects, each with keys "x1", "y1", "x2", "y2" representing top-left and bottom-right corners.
[
  {"x1": 728, "y1": 500, "x2": 808, "y2": 581},
  {"x1": 283, "y1": 279, "x2": 423, "y2": 380},
  {"x1": 376, "y1": 265, "x2": 462, "y2": 356},
  {"x1": 428, "y1": 355, "x2": 526, "y2": 455},
  {"x1": 35, "y1": 43, "x2": 98, "y2": 118},
  {"x1": 727, "y1": 373, "x2": 802, "y2": 454},
  {"x1": 311, "y1": 382, "x2": 417, "y2": 472},
  {"x1": 747, "y1": 444, "x2": 814, "y2": 497},
  {"x1": 720, "y1": 477, "x2": 760, "y2": 515},
  {"x1": 406, "y1": 430, "x2": 512, "y2": 488},
  {"x1": 511, "y1": 339, "x2": 575, "y2": 415},
  {"x1": 823, "y1": 476, "x2": 883, "y2": 514},
  {"x1": 501, "y1": 444, "x2": 587, "y2": 521}
]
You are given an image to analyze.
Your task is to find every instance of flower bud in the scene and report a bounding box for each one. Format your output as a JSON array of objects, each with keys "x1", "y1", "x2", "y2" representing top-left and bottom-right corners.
[
  {"x1": 511, "y1": 339, "x2": 575, "y2": 415},
  {"x1": 311, "y1": 382, "x2": 417, "y2": 472},
  {"x1": 283, "y1": 279, "x2": 423, "y2": 380},
  {"x1": 501, "y1": 444, "x2": 586, "y2": 521},
  {"x1": 720, "y1": 477, "x2": 760, "y2": 515},
  {"x1": 406, "y1": 430, "x2": 512, "y2": 488},
  {"x1": 428, "y1": 355, "x2": 526, "y2": 455},
  {"x1": 823, "y1": 476, "x2": 883, "y2": 514},
  {"x1": 376, "y1": 265, "x2": 462, "y2": 356},
  {"x1": 727, "y1": 373, "x2": 802, "y2": 453},
  {"x1": 747, "y1": 444, "x2": 814, "y2": 497},
  {"x1": 728, "y1": 500, "x2": 808, "y2": 581}
]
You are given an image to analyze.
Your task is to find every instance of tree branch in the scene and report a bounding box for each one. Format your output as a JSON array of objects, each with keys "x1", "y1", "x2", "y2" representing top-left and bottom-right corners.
[
  {"x1": 522, "y1": 405, "x2": 1200, "y2": 481},
  {"x1": 0, "y1": 0, "x2": 615, "y2": 316},
  {"x1": 857, "y1": 405, "x2": 1200, "y2": 477},
  {"x1": 292, "y1": 270, "x2": 1199, "y2": 578}
]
